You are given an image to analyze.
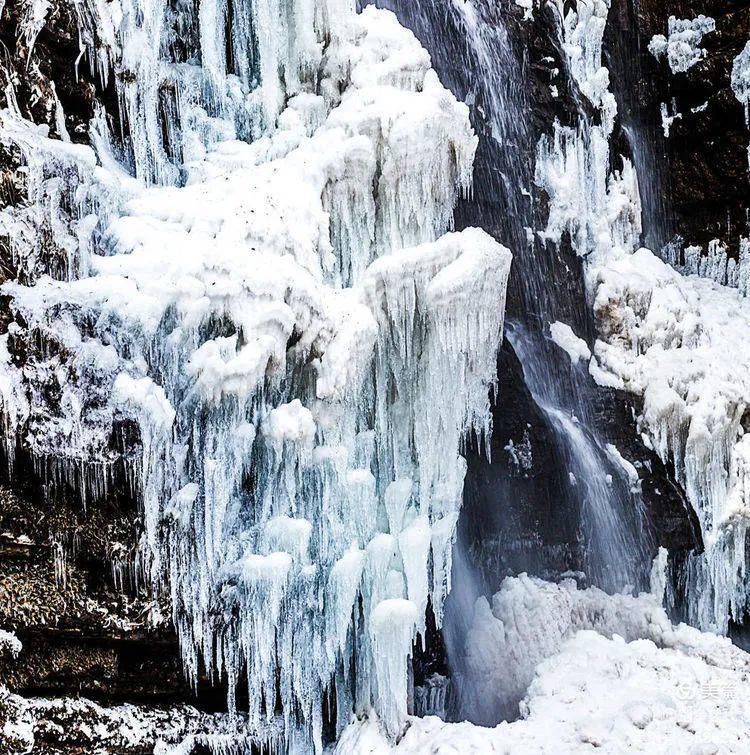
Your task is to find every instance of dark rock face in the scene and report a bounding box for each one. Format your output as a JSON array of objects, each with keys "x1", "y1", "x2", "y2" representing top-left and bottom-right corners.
[
  {"x1": 0, "y1": 482, "x2": 190, "y2": 703},
  {"x1": 0, "y1": 0, "x2": 105, "y2": 140},
  {"x1": 607, "y1": 0, "x2": 750, "y2": 252},
  {"x1": 462, "y1": 339, "x2": 582, "y2": 586}
]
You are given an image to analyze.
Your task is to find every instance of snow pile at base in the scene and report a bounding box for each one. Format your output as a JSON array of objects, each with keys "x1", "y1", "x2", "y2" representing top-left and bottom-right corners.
[
  {"x1": 592, "y1": 247, "x2": 750, "y2": 632},
  {"x1": 649, "y1": 16, "x2": 715, "y2": 74},
  {"x1": 0, "y1": 1, "x2": 512, "y2": 749},
  {"x1": 461, "y1": 570, "x2": 676, "y2": 720},
  {"x1": 549, "y1": 321, "x2": 591, "y2": 365},
  {"x1": 337, "y1": 570, "x2": 750, "y2": 754}
]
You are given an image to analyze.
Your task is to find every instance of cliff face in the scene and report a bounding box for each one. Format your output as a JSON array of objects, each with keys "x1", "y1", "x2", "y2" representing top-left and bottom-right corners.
[{"x1": 0, "y1": 0, "x2": 211, "y2": 739}]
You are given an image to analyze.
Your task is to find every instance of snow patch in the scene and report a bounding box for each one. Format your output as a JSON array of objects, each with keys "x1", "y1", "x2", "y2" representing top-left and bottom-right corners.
[{"x1": 549, "y1": 321, "x2": 591, "y2": 365}]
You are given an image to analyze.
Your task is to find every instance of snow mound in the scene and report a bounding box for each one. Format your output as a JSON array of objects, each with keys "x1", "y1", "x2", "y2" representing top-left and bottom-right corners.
[{"x1": 337, "y1": 573, "x2": 750, "y2": 753}]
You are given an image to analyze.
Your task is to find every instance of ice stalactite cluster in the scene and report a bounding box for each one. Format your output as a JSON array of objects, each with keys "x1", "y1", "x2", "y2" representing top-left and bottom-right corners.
[
  {"x1": 662, "y1": 236, "x2": 750, "y2": 299},
  {"x1": 731, "y1": 40, "x2": 750, "y2": 168},
  {"x1": 0, "y1": 0, "x2": 512, "y2": 749},
  {"x1": 593, "y1": 248, "x2": 750, "y2": 633},
  {"x1": 538, "y1": 0, "x2": 642, "y2": 278},
  {"x1": 648, "y1": 15, "x2": 715, "y2": 74},
  {"x1": 731, "y1": 41, "x2": 750, "y2": 125}
]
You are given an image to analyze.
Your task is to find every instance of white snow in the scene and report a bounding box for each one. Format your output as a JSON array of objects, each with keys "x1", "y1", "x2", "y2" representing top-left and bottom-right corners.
[
  {"x1": 549, "y1": 321, "x2": 591, "y2": 365},
  {"x1": 0, "y1": 630, "x2": 21, "y2": 659},
  {"x1": 337, "y1": 571, "x2": 750, "y2": 753}
]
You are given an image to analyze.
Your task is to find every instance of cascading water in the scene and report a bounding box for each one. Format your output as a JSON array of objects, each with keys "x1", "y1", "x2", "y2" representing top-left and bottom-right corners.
[
  {"x1": 508, "y1": 323, "x2": 650, "y2": 593},
  {"x1": 367, "y1": 0, "x2": 656, "y2": 724}
]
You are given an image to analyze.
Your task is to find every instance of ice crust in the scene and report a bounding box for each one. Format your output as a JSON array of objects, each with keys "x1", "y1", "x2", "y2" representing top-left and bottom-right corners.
[
  {"x1": 0, "y1": 0, "x2": 511, "y2": 748},
  {"x1": 549, "y1": 321, "x2": 591, "y2": 365},
  {"x1": 0, "y1": 687, "x2": 282, "y2": 754}
]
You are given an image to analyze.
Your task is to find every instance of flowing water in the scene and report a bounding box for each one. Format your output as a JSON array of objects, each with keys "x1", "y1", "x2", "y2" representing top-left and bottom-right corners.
[{"x1": 370, "y1": 0, "x2": 655, "y2": 723}]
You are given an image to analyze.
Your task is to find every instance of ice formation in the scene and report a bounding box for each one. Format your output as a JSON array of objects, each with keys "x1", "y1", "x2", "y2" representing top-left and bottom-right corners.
[
  {"x1": 537, "y1": 0, "x2": 750, "y2": 637},
  {"x1": 0, "y1": 687, "x2": 279, "y2": 754},
  {"x1": 537, "y1": 0, "x2": 641, "y2": 275},
  {"x1": 648, "y1": 15, "x2": 716, "y2": 74},
  {"x1": 549, "y1": 321, "x2": 591, "y2": 365},
  {"x1": 592, "y1": 247, "x2": 750, "y2": 632},
  {"x1": 514, "y1": 0, "x2": 536, "y2": 22},
  {"x1": 662, "y1": 236, "x2": 750, "y2": 298},
  {"x1": 732, "y1": 41, "x2": 750, "y2": 125},
  {"x1": 461, "y1": 572, "x2": 672, "y2": 719},
  {"x1": 0, "y1": 0, "x2": 512, "y2": 749},
  {"x1": 338, "y1": 571, "x2": 750, "y2": 753}
]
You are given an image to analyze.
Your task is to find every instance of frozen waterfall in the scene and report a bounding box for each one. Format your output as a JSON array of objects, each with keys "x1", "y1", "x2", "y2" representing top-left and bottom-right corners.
[
  {"x1": 4, "y1": 0, "x2": 750, "y2": 751},
  {"x1": 0, "y1": 0, "x2": 512, "y2": 749}
]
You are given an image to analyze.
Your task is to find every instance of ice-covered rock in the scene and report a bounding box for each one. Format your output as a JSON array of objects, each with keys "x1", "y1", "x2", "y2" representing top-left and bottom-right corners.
[
  {"x1": 592, "y1": 247, "x2": 750, "y2": 632},
  {"x1": 732, "y1": 41, "x2": 750, "y2": 124}
]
